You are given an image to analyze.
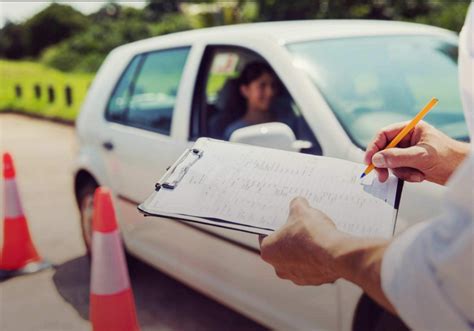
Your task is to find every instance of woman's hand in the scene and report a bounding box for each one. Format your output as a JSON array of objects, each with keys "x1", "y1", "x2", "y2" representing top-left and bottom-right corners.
[{"x1": 365, "y1": 121, "x2": 470, "y2": 185}]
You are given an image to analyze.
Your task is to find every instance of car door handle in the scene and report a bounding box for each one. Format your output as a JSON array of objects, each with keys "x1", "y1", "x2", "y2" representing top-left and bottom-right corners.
[{"x1": 102, "y1": 141, "x2": 114, "y2": 151}]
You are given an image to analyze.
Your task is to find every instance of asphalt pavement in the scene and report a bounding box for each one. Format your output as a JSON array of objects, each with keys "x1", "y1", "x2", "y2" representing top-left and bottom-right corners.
[{"x1": 0, "y1": 113, "x2": 266, "y2": 331}]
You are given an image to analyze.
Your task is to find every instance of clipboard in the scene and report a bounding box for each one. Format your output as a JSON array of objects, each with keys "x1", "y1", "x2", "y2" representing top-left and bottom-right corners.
[
  {"x1": 140, "y1": 146, "x2": 274, "y2": 235},
  {"x1": 140, "y1": 146, "x2": 273, "y2": 235},
  {"x1": 156, "y1": 148, "x2": 204, "y2": 191},
  {"x1": 138, "y1": 138, "x2": 404, "y2": 237}
]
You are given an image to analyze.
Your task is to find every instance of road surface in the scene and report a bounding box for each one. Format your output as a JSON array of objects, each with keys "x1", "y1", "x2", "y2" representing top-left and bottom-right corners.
[{"x1": 0, "y1": 113, "x2": 266, "y2": 331}]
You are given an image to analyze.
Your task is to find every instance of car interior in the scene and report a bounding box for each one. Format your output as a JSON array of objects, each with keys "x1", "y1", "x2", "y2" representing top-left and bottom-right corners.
[{"x1": 191, "y1": 46, "x2": 322, "y2": 155}]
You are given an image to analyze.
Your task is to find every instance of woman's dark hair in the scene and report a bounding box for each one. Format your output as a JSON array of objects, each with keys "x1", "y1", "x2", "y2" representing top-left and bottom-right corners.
[
  {"x1": 238, "y1": 61, "x2": 275, "y2": 86},
  {"x1": 207, "y1": 61, "x2": 276, "y2": 139}
]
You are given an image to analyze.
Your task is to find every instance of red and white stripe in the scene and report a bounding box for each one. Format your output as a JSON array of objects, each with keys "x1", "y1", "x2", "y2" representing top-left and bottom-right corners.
[
  {"x1": 91, "y1": 229, "x2": 130, "y2": 295},
  {"x1": 4, "y1": 178, "x2": 24, "y2": 220}
]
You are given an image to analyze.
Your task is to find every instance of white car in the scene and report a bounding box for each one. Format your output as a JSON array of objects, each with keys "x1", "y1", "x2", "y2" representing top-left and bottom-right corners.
[{"x1": 74, "y1": 20, "x2": 468, "y2": 330}]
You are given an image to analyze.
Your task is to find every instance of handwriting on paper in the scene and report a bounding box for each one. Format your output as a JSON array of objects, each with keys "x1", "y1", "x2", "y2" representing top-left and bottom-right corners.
[{"x1": 149, "y1": 139, "x2": 399, "y2": 238}]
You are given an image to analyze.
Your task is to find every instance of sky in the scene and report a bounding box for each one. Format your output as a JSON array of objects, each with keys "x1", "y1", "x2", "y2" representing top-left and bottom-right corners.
[{"x1": 0, "y1": 1, "x2": 147, "y2": 27}]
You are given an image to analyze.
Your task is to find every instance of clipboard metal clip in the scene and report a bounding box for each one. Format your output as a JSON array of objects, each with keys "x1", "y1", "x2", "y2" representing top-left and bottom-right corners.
[{"x1": 156, "y1": 148, "x2": 203, "y2": 191}]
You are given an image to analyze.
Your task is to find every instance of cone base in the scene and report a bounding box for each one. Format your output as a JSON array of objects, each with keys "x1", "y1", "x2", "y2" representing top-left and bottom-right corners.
[
  {"x1": 1, "y1": 216, "x2": 42, "y2": 270},
  {"x1": 90, "y1": 289, "x2": 140, "y2": 331},
  {"x1": 0, "y1": 260, "x2": 52, "y2": 281}
]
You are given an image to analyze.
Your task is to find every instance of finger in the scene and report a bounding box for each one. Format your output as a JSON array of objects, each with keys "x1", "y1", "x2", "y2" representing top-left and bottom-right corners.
[
  {"x1": 375, "y1": 168, "x2": 389, "y2": 182},
  {"x1": 258, "y1": 234, "x2": 267, "y2": 246},
  {"x1": 290, "y1": 197, "x2": 309, "y2": 209},
  {"x1": 372, "y1": 146, "x2": 429, "y2": 169},
  {"x1": 292, "y1": 279, "x2": 308, "y2": 286},
  {"x1": 376, "y1": 122, "x2": 414, "y2": 147},
  {"x1": 259, "y1": 233, "x2": 279, "y2": 262},
  {"x1": 289, "y1": 197, "x2": 310, "y2": 217},
  {"x1": 275, "y1": 269, "x2": 290, "y2": 280},
  {"x1": 391, "y1": 168, "x2": 425, "y2": 182},
  {"x1": 364, "y1": 122, "x2": 413, "y2": 164}
]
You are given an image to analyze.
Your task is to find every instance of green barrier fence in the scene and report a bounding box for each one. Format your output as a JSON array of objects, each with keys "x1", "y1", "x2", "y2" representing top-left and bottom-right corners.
[{"x1": 0, "y1": 60, "x2": 95, "y2": 121}]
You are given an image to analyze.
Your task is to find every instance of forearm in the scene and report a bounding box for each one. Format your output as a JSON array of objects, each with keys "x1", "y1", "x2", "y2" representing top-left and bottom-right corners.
[
  {"x1": 330, "y1": 234, "x2": 396, "y2": 314},
  {"x1": 446, "y1": 140, "x2": 470, "y2": 180}
]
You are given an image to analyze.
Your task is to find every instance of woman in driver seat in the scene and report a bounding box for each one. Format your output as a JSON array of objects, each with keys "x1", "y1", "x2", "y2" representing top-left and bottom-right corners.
[{"x1": 223, "y1": 62, "x2": 278, "y2": 140}]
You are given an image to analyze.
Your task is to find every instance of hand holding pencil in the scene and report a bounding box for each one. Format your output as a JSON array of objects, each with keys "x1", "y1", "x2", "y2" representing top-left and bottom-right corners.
[{"x1": 363, "y1": 98, "x2": 470, "y2": 185}]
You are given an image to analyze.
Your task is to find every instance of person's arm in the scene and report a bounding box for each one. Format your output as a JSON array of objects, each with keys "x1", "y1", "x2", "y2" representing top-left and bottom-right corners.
[
  {"x1": 364, "y1": 121, "x2": 469, "y2": 185},
  {"x1": 331, "y1": 234, "x2": 395, "y2": 313},
  {"x1": 260, "y1": 185, "x2": 474, "y2": 329},
  {"x1": 259, "y1": 198, "x2": 396, "y2": 313},
  {"x1": 260, "y1": 123, "x2": 471, "y2": 314}
]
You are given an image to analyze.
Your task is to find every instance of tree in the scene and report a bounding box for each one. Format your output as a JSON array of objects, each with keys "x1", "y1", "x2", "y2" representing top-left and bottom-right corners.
[
  {"x1": 23, "y1": 3, "x2": 89, "y2": 57},
  {"x1": 145, "y1": 0, "x2": 181, "y2": 20},
  {"x1": 0, "y1": 22, "x2": 27, "y2": 59},
  {"x1": 255, "y1": 0, "x2": 322, "y2": 20},
  {"x1": 250, "y1": 0, "x2": 469, "y2": 32}
]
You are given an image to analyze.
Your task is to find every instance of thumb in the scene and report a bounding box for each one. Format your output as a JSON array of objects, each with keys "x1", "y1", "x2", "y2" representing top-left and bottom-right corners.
[
  {"x1": 289, "y1": 197, "x2": 310, "y2": 211},
  {"x1": 372, "y1": 146, "x2": 427, "y2": 169},
  {"x1": 288, "y1": 197, "x2": 310, "y2": 221}
]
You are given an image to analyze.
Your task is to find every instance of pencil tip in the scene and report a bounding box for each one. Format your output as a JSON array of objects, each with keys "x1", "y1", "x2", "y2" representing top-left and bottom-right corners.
[{"x1": 360, "y1": 173, "x2": 366, "y2": 179}]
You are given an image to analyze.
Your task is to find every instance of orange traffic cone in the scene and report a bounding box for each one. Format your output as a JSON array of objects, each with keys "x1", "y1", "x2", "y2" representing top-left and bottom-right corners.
[
  {"x1": 0, "y1": 152, "x2": 50, "y2": 280},
  {"x1": 90, "y1": 187, "x2": 140, "y2": 331}
]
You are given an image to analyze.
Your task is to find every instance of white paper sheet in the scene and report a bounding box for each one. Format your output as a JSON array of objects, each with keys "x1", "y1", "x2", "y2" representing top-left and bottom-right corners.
[{"x1": 140, "y1": 138, "x2": 401, "y2": 238}]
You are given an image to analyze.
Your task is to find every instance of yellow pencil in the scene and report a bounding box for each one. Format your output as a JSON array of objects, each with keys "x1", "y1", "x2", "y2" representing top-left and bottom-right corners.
[{"x1": 360, "y1": 97, "x2": 439, "y2": 179}]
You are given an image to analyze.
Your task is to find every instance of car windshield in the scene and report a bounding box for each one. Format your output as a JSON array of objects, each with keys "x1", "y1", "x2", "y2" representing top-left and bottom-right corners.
[{"x1": 287, "y1": 35, "x2": 469, "y2": 148}]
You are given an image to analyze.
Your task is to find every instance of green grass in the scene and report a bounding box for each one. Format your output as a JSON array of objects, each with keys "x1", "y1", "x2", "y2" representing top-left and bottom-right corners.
[
  {"x1": 0, "y1": 60, "x2": 236, "y2": 121},
  {"x1": 0, "y1": 60, "x2": 94, "y2": 121}
]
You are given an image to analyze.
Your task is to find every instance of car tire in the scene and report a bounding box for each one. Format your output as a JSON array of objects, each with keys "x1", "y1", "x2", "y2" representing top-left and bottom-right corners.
[
  {"x1": 77, "y1": 181, "x2": 98, "y2": 255},
  {"x1": 77, "y1": 181, "x2": 135, "y2": 263}
]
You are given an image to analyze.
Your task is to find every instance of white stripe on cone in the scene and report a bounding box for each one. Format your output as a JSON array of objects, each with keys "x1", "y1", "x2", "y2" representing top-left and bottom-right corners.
[
  {"x1": 91, "y1": 229, "x2": 131, "y2": 295},
  {"x1": 4, "y1": 179, "x2": 24, "y2": 219}
]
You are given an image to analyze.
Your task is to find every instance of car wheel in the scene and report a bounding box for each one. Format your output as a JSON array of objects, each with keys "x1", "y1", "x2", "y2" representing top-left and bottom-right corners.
[{"x1": 77, "y1": 181, "x2": 97, "y2": 255}]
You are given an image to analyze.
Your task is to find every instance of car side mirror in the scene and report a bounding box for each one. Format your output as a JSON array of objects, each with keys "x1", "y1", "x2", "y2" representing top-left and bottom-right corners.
[{"x1": 229, "y1": 122, "x2": 312, "y2": 152}]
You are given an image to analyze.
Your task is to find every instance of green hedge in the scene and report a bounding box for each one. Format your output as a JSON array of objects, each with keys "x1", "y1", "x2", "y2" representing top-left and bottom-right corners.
[{"x1": 0, "y1": 60, "x2": 94, "y2": 121}]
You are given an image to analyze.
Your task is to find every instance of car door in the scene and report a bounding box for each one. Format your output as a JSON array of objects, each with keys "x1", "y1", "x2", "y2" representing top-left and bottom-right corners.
[
  {"x1": 183, "y1": 44, "x2": 339, "y2": 329},
  {"x1": 189, "y1": 45, "x2": 322, "y2": 249},
  {"x1": 101, "y1": 47, "x2": 192, "y2": 231}
]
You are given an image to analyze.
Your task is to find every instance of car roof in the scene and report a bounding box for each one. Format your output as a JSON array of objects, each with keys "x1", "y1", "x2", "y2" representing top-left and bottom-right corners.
[{"x1": 118, "y1": 19, "x2": 457, "y2": 53}]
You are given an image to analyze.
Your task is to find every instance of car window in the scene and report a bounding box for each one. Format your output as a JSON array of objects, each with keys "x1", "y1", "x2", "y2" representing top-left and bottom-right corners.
[
  {"x1": 125, "y1": 47, "x2": 190, "y2": 134},
  {"x1": 287, "y1": 35, "x2": 468, "y2": 147},
  {"x1": 106, "y1": 55, "x2": 142, "y2": 121},
  {"x1": 193, "y1": 46, "x2": 322, "y2": 155}
]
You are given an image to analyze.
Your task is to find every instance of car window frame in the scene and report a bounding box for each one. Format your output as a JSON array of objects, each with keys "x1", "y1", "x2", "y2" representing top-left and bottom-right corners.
[
  {"x1": 104, "y1": 53, "x2": 144, "y2": 123},
  {"x1": 105, "y1": 46, "x2": 191, "y2": 136},
  {"x1": 190, "y1": 44, "x2": 323, "y2": 155},
  {"x1": 190, "y1": 45, "x2": 254, "y2": 140}
]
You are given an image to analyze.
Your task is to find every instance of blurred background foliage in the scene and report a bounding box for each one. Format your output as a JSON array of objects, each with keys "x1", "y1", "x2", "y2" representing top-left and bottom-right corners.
[
  {"x1": 0, "y1": 59, "x2": 91, "y2": 120},
  {"x1": 0, "y1": 0, "x2": 470, "y2": 121},
  {"x1": 0, "y1": 0, "x2": 470, "y2": 73}
]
